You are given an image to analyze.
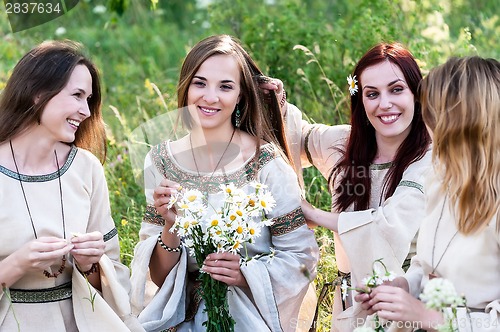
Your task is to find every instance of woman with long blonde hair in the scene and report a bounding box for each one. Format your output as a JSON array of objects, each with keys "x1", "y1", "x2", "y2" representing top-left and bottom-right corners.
[{"x1": 357, "y1": 56, "x2": 500, "y2": 331}]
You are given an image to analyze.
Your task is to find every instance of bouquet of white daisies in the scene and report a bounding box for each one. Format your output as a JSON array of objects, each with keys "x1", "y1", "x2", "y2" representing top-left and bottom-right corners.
[{"x1": 168, "y1": 182, "x2": 276, "y2": 332}]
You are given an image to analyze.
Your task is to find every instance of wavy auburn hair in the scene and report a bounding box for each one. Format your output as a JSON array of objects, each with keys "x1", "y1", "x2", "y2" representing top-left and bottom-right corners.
[
  {"x1": 330, "y1": 42, "x2": 431, "y2": 211},
  {"x1": 420, "y1": 56, "x2": 500, "y2": 234}
]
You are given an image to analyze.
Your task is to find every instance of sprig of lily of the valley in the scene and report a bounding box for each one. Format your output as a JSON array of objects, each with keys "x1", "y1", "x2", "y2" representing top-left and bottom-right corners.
[{"x1": 348, "y1": 258, "x2": 396, "y2": 332}]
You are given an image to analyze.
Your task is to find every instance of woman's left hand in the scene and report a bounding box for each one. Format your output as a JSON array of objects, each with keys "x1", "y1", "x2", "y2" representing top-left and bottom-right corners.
[
  {"x1": 203, "y1": 252, "x2": 248, "y2": 288},
  {"x1": 258, "y1": 77, "x2": 286, "y2": 110},
  {"x1": 70, "y1": 231, "x2": 105, "y2": 272}
]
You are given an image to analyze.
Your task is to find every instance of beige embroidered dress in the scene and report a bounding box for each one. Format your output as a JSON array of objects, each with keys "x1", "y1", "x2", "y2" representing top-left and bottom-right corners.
[
  {"x1": 130, "y1": 141, "x2": 319, "y2": 332},
  {"x1": 285, "y1": 103, "x2": 432, "y2": 331},
  {"x1": 0, "y1": 146, "x2": 143, "y2": 331},
  {"x1": 401, "y1": 174, "x2": 500, "y2": 332}
]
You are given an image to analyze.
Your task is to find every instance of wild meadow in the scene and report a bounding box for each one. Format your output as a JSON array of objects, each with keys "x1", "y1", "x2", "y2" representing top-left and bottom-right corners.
[{"x1": 1, "y1": 0, "x2": 498, "y2": 329}]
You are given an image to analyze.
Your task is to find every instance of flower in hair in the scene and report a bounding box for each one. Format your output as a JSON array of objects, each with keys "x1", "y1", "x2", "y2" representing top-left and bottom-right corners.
[{"x1": 347, "y1": 74, "x2": 358, "y2": 96}]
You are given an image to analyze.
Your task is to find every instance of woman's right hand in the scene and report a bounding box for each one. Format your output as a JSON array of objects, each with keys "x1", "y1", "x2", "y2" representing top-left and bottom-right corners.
[
  {"x1": 153, "y1": 179, "x2": 181, "y2": 225},
  {"x1": 16, "y1": 237, "x2": 73, "y2": 274}
]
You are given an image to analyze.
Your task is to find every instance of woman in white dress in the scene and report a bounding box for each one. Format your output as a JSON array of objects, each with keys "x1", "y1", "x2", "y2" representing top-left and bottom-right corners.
[
  {"x1": 272, "y1": 42, "x2": 432, "y2": 331},
  {"x1": 357, "y1": 56, "x2": 500, "y2": 332},
  {"x1": 0, "y1": 41, "x2": 142, "y2": 331},
  {"x1": 130, "y1": 34, "x2": 319, "y2": 332}
]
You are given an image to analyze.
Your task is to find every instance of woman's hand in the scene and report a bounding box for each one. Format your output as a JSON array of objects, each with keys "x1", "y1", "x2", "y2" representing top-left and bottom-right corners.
[
  {"x1": 355, "y1": 276, "x2": 410, "y2": 314},
  {"x1": 301, "y1": 199, "x2": 319, "y2": 228},
  {"x1": 70, "y1": 231, "x2": 105, "y2": 272},
  {"x1": 367, "y1": 285, "x2": 445, "y2": 330},
  {"x1": 15, "y1": 237, "x2": 74, "y2": 274},
  {"x1": 203, "y1": 252, "x2": 248, "y2": 288},
  {"x1": 153, "y1": 179, "x2": 181, "y2": 225},
  {"x1": 257, "y1": 77, "x2": 286, "y2": 111}
]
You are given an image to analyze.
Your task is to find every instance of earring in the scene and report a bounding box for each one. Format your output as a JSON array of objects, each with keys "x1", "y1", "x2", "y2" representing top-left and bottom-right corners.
[{"x1": 234, "y1": 105, "x2": 241, "y2": 128}]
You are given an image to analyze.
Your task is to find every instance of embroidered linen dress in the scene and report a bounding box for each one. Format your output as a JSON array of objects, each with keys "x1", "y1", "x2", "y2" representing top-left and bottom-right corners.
[
  {"x1": 284, "y1": 103, "x2": 432, "y2": 331},
  {"x1": 399, "y1": 175, "x2": 500, "y2": 332},
  {"x1": 130, "y1": 141, "x2": 319, "y2": 332},
  {"x1": 0, "y1": 147, "x2": 143, "y2": 331}
]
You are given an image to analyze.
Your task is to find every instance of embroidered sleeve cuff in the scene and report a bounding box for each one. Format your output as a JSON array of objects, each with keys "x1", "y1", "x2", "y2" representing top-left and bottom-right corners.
[
  {"x1": 270, "y1": 207, "x2": 306, "y2": 236},
  {"x1": 143, "y1": 204, "x2": 165, "y2": 226}
]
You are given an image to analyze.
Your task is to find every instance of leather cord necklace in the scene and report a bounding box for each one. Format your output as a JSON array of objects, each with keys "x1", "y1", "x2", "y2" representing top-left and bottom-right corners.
[
  {"x1": 10, "y1": 141, "x2": 67, "y2": 278},
  {"x1": 429, "y1": 195, "x2": 458, "y2": 279},
  {"x1": 189, "y1": 128, "x2": 236, "y2": 180}
]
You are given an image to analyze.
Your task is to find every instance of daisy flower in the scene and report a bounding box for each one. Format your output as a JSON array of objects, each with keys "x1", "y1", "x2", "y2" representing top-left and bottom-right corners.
[{"x1": 347, "y1": 74, "x2": 358, "y2": 96}]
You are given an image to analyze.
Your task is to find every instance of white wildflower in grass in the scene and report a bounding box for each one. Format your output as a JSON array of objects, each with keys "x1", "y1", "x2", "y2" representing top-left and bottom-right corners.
[
  {"x1": 347, "y1": 74, "x2": 358, "y2": 96},
  {"x1": 55, "y1": 27, "x2": 66, "y2": 36},
  {"x1": 169, "y1": 182, "x2": 276, "y2": 331},
  {"x1": 92, "y1": 5, "x2": 107, "y2": 14}
]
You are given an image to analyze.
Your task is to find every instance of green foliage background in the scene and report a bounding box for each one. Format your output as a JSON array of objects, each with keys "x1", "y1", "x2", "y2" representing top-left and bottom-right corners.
[{"x1": 1, "y1": 0, "x2": 498, "y2": 329}]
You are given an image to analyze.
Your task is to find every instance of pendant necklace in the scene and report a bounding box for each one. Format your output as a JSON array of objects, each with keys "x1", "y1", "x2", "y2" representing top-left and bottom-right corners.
[
  {"x1": 10, "y1": 141, "x2": 67, "y2": 278},
  {"x1": 429, "y1": 194, "x2": 458, "y2": 279},
  {"x1": 189, "y1": 128, "x2": 236, "y2": 193}
]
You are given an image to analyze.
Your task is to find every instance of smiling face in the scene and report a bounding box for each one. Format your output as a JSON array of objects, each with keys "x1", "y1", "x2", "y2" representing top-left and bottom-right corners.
[
  {"x1": 360, "y1": 60, "x2": 415, "y2": 145},
  {"x1": 186, "y1": 54, "x2": 241, "y2": 132},
  {"x1": 38, "y1": 64, "x2": 93, "y2": 144}
]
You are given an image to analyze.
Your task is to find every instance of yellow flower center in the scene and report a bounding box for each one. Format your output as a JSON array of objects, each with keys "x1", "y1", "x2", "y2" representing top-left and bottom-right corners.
[
  {"x1": 248, "y1": 199, "x2": 255, "y2": 207},
  {"x1": 249, "y1": 228, "x2": 255, "y2": 235},
  {"x1": 211, "y1": 219, "x2": 219, "y2": 226},
  {"x1": 187, "y1": 195, "x2": 197, "y2": 202},
  {"x1": 236, "y1": 226, "x2": 243, "y2": 234},
  {"x1": 350, "y1": 81, "x2": 356, "y2": 89},
  {"x1": 260, "y1": 200, "x2": 267, "y2": 208},
  {"x1": 230, "y1": 215, "x2": 236, "y2": 221},
  {"x1": 236, "y1": 210, "x2": 243, "y2": 216}
]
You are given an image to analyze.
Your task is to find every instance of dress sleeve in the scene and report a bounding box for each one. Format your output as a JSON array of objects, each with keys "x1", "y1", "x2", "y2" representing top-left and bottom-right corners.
[
  {"x1": 337, "y1": 150, "x2": 432, "y2": 286},
  {"x1": 240, "y1": 155, "x2": 320, "y2": 331},
  {"x1": 84, "y1": 151, "x2": 143, "y2": 330},
  {"x1": 129, "y1": 151, "x2": 167, "y2": 315},
  {"x1": 284, "y1": 102, "x2": 350, "y2": 179}
]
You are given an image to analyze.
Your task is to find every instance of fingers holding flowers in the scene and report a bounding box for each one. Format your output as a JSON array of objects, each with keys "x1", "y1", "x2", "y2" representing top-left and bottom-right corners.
[
  {"x1": 15, "y1": 237, "x2": 73, "y2": 274},
  {"x1": 203, "y1": 252, "x2": 249, "y2": 288},
  {"x1": 153, "y1": 179, "x2": 181, "y2": 224},
  {"x1": 70, "y1": 231, "x2": 105, "y2": 272}
]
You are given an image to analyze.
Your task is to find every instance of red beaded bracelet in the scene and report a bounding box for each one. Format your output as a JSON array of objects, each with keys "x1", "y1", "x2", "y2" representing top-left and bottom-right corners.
[
  {"x1": 80, "y1": 263, "x2": 99, "y2": 277},
  {"x1": 279, "y1": 89, "x2": 287, "y2": 109}
]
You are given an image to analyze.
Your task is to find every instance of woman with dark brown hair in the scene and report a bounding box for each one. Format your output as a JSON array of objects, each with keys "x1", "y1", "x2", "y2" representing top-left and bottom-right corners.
[
  {"x1": 357, "y1": 56, "x2": 500, "y2": 332},
  {"x1": 0, "y1": 40, "x2": 142, "y2": 331},
  {"x1": 278, "y1": 42, "x2": 432, "y2": 331}
]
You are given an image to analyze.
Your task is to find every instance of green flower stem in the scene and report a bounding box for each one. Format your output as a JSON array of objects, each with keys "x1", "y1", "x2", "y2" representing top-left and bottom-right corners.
[{"x1": 191, "y1": 225, "x2": 235, "y2": 332}]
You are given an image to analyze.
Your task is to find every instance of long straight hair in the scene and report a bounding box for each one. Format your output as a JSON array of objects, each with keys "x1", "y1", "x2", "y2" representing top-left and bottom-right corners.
[
  {"x1": 421, "y1": 56, "x2": 500, "y2": 234},
  {"x1": 330, "y1": 43, "x2": 431, "y2": 211},
  {"x1": 0, "y1": 40, "x2": 106, "y2": 163},
  {"x1": 177, "y1": 34, "x2": 293, "y2": 167}
]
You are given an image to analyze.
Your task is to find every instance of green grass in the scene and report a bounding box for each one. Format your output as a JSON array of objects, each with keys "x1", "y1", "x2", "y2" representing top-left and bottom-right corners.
[{"x1": 1, "y1": 1, "x2": 499, "y2": 330}]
